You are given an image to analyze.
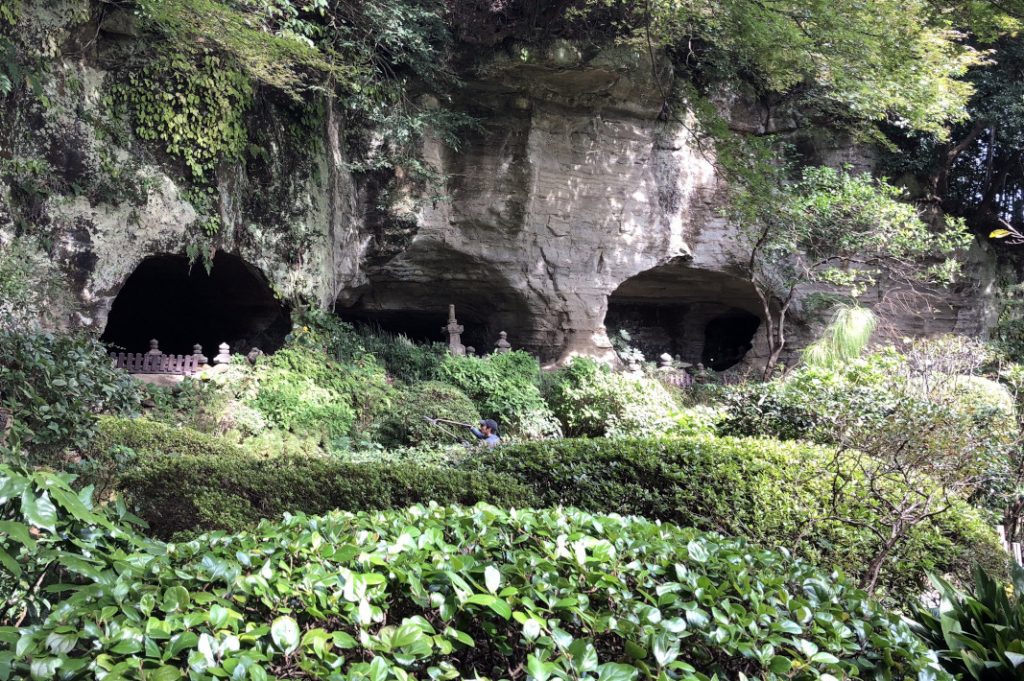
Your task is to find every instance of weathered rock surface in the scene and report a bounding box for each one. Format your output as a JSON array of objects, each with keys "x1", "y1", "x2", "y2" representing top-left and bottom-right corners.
[{"x1": 0, "y1": 8, "x2": 1000, "y2": 367}]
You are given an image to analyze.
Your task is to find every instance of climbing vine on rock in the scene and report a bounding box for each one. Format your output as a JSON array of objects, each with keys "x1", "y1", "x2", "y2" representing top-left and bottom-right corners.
[{"x1": 110, "y1": 52, "x2": 253, "y2": 181}]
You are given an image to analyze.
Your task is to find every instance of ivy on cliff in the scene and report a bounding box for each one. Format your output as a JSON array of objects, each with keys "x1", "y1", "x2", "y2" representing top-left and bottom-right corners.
[
  {"x1": 109, "y1": 52, "x2": 253, "y2": 181},
  {"x1": 101, "y1": 0, "x2": 464, "y2": 243}
]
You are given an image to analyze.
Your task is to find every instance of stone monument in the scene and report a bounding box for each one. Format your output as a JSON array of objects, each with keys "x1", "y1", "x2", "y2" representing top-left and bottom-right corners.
[
  {"x1": 494, "y1": 331, "x2": 511, "y2": 354},
  {"x1": 442, "y1": 304, "x2": 466, "y2": 356},
  {"x1": 214, "y1": 342, "x2": 231, "y2": 365}
]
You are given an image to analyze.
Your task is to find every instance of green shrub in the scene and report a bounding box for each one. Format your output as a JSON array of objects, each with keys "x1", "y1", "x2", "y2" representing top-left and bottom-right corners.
[
  {"x1": 911, "y1": 564, "x2": 1024, "y2": 679},
  {"x1": 91, "y1": 415, "x2": 248, "y2": 459},
  {"x1": 355, "y1": 326, "x2": 448, "y2": 383},
  {"x1": 666, "y1": 405, "x2": 724, "y2": 437},
  {"x1": 2, "y1": 481, "x2": 953, "y2": 679},
  {"x1": 249, "y1": 346, "x2": 358, "y2": 448},
  {"x1": 375, "y1": 380, "x2": 480, "y2": 448},
  {"x1": 0, "y1": 329, "x2": 140, "y2": 461},
  {"x1": 543, "y1": 357, "x2": 679, "y2": 437},
  {"x1": 119, "y1": 450, "x2": 529, "y2": 538},
  {"x1": 440, "y1": 351, "x2": 560, "y2": 439},
  {"x1": 466, "y1": 436, "x2": 1005, "y2": 605},
  {"x1": 275, "y1": 321, "x2": 395, "y2": 442}
]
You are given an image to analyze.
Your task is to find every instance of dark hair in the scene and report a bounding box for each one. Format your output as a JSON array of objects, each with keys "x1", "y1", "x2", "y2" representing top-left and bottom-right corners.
[{"x1": 480, "y1": 418, "x2": 499, "y2": 434}]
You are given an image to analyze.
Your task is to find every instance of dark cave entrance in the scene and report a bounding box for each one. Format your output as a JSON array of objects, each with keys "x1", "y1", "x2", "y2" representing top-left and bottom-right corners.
[
  {"x1": 336, "y1": 307, "x2": 493, "y2": 352},
  {"x1": 101, "y1": 252, "x2": 290, "y2": 357},
  {"x1": 605, "y1": 263, "x2": 763, "y2": 371},
  {"x1": 336, "y1": 247, "x2": 533, "y2": 356},
  {"x1": 701, "y1": 311, "x2": 761, "y2": 371}
]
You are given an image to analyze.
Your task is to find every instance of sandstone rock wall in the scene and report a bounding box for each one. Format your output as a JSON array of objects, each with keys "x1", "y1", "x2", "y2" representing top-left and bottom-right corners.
[{"x1": 0, "y1": 10, "x2": 999, "y2": 366}]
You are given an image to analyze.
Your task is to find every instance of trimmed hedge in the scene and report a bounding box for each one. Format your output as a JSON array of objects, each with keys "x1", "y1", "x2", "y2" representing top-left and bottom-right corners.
[
  {"x1": 108, "y1": 419, "x2": 1003, "y2": 603},
  {"x1": 465, "y1": 436, "x2": 1006, "y2": 604},
  {"x1": 120, "y1": 452, "x2": 528, "y2": 539},
  {"x1": 91, "y1": 415, "x2": 246, "y2": 459}
]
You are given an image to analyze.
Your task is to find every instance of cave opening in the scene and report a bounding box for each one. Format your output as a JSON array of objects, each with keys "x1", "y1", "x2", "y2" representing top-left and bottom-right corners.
[
  {"x1": 605, "y1": 262, "x2": 763, "y2": 371},
  {"x1": 336, "y1": 247, "x2": 534, "y2": 356},
  {"x1": 701, "y1": 311, "x2": 762, "y2": 371},
  {"x1": 101, "y1": 252, "x2": 290, "y2": 357},
  {"x1": 336, "y1": 303, "x2": 497, "y2": 354}
]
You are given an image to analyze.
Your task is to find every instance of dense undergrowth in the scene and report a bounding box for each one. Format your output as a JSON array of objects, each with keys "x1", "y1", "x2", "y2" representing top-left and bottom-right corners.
[
  {"x1": 2, "y1": 309, "x2": 1023, "y2": 676},
  {"x1": 0, "y1": 465, "x2": 951, "y2": 680}
]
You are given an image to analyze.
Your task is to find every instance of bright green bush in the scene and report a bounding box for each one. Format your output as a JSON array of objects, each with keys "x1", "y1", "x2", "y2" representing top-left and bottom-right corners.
[
  {"x1": 355, "y1": 326, "x2": 448, "y2": 383},
  {"x1": 665, "y1": 405, "x2": 724, "y2": 437},
  {"x1": 374, "y1": 381, "x2": 480, "y2": 448},
  {"x1": 0, "y1": 329, "x2": 140, "y2": 461},
  {"x1": 249, "y1": 346, "x2": 358, "y2": 448},
  {"x1": 119, "y1": 450, "x2": 528, "y2": 538},
  {"x1": 278, "y1": 320, "x2": 395, "y2": 442},
  {"x1": 440, "y1": 351, "x2": 560, "y2": 439},
  {"x1": 1, "y1": 475, "x2": 953, "y2": 680},
  {"x1": 466, "y1": 436, "x2": 1005, "y2": 605},
  {"x1": 543, "y1": 358, "x2": 679, "y2": 437},
  {"x1": 91, "y1": 415, "x2": 248, "y2": 459},
  {"x1": 911, "y1": 564, "x2": 1024, "y2": 679}
]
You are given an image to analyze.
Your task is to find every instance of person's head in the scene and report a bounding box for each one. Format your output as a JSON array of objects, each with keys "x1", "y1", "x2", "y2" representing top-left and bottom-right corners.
[{"x1": 479, "y1": 419, "x2": 499, "y2": 436}]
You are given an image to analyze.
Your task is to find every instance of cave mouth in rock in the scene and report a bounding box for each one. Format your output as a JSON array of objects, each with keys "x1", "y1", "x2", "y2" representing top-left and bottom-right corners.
[
  {"x1": 336, "y1": 305, "x2": 494, "y2": 354},
  {"x1": 605, "y1": 263, "x2": 763, "y2": 371},
  {"x1": 101, "y1": 252, "x2": 290, "y2": 357}
]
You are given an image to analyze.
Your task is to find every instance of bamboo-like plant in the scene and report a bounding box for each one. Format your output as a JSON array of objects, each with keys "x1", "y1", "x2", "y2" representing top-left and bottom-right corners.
[{"x1": 801, "y1": 305, "x2": 877, "y2": 370}]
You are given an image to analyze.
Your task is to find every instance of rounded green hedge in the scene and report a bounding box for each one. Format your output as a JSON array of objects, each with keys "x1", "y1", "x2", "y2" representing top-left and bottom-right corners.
[
  {"x1": 105, "y1": 420, "x2": 1003, "y2": 605},
  {"x1": 466, "y1": 436, "x2": 1005, "y2": 605}
]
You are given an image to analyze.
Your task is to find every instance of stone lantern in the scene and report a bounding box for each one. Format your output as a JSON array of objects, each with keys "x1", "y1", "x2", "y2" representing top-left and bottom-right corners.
[
  {"x1": 494, "y1": 331, "x2": 512, "y2": 354},
  {"x1": 442, "y1": 304, "x2": 466, "y2": 356},
  {"x1": 214, "y1": 342, "x2": 231, "y2": 365}
]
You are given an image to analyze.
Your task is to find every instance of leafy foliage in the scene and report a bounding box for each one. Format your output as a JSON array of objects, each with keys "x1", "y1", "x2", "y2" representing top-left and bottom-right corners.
[
  {"x1": 109, "y1": 51, "x2": 253, "y2": 181},
  {"x1": 542, "y1": 358, "x2": 679, "y2": 438},
  {"x1": 911, "y1": 564, "x2": 1024, "y2": 679},
  {"x1": 573, "y1": 0, "x2": 986, "y2": 136},
  {"x1": 467, "y1": 436, "x2": 1005, "y2": 605},
  {"x1": 440, "y1": 351, "x2": 560, "y2": 439},
  {"x1": 0, "y1": 478, "x2": 953, "y2": 680},
  {"x1": 0, "y1": 463, "x2": 144, "y2": 629},
  {"x1": 374, "y1": 381, "x2": 480, "y2": 449},
  {"x1": 732, "y1": 165, "x2": 972, "y2": 374},
  {"x1": 0, "y1": 329, "x2": 140, "y2": 461},
  {"x1": 119, "y1": 449, "x2": 526, "y2": 538}
]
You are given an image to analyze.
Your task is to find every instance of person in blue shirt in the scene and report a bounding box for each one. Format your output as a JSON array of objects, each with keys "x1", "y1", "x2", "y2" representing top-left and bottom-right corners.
[{"x1": 469, "y1": 419, "x2": 501, "y2": 447}]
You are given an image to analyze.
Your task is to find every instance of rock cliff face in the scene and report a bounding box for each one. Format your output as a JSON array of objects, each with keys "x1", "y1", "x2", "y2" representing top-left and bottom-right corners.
[{"x1": 0, "y1": 6, "x2": 999, "y2": 366}]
